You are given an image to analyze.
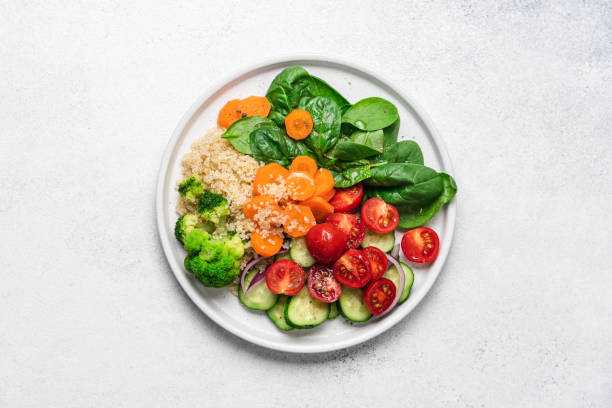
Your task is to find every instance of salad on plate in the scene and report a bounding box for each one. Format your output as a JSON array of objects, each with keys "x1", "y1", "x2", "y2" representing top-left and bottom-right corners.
[{"x1": 173, "y1": 66, "x2": 457, "y2": 330}]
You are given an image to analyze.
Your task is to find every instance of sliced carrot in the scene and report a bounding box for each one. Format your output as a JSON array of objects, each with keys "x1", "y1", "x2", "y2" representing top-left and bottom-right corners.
[
  {"x1": 285, "y1": 110, "x2": 313, "y2": 140},
  {"x1": 283, "y1": 204, "x2": 316, "y2": 238},
  {"x1": 241, "y1": 96, "x2": 271, "y2": 118},
  {"x1": 217, "y1": 96, "x2": 271, "y2": 129},
  {"x1": 251, "y1": 229, "x2": 283, "y2": 257},
  {"x1": 217, "y1": 99, "x2": 243, "y2": 128},
  {"x1": 300, "y1": 196, "x2": 334, "y2": 223},
  {"x1": 253, "y1": 163, "x2": 290, "y2": 195},
  {"x1": 313, "y1": 168, "x2": 335, "y2": 197},
  {"x1": 289, "y1": 155, "x2": 317, "y2": 178},
  {"x1": 286, "y1": 172, "x2": 316, "y2": 201},
  {"x1": 317, "y1": 188, "x2": 335, "y2": 201},
  {"x1": 242, "y1": 195, "x2": 281, "y2": 221}
]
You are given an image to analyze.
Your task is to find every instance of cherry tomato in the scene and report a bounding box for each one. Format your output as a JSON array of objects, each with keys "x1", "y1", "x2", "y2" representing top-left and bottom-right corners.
[
  {"x1": 307, "y1": 264, "x2": 342, "y2": 303},
  {"x1": 362, "y1": 246, "x2": 388, "y2": 281},
  {"x1": 306, "y1": 223, "x2": 348, "y2": 264},
  {"x1": 332, "y1": 249, "x2": 371, "y2": 288},
  {"x1": 361, "y1": 197, "x2": 399, "y2": 233},
  {"x1": 329, "y1": 182, "x2": 364, "y2": 212},
  {"x1": 326, "y1": 213, "x2": 366, "y2": 249},
  {"x1": 265, "y1": 260, "x2": 305, "y2": 295},
  {"x1": 401, "y1": 227, "x2": 440, "y2": 263},
  {"x1": 363, "y1": 278, "x2": 396, "y2": 315}
]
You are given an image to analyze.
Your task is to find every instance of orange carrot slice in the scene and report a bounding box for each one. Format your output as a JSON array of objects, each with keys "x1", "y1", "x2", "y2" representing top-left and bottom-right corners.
[
  {"x1": 242, "y1": 195, "x2": 281, "y2": 221},
  {"x1": 217, "y1": 96, "x2": 271, "y2": 128},
  {"x1": 253, "y1": 163, "x2": 289, "y2": 195},
  {"x1": 317, "y1": 188, "x2": 335, "y2": 201},
  {"x1": 285, "y1": 110, "x2": 313, "y2": 140},
  {"x1": 282, "y1": 204, "x2": 316, "y2": 238},
  {"x1": 300, "y1": 196, "x2": 334, "y2": 223},
  {"x1": 313, "y1": 168, "x2": 335, "y2": 197},
  {"x1": 289, "y1": 156, "x2": 318, "y2": 178},
  {"x1": 286, "y1": 172, "x2": 316, "y2": 201},
  {"x1": 251, "y1": 229, "x2": 283, "y2": 257}
]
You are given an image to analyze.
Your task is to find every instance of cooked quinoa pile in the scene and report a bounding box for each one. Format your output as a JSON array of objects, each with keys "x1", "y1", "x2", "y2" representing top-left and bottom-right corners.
[{"x1": 176, "y1": 127, "x2": 259, "y2": 241}]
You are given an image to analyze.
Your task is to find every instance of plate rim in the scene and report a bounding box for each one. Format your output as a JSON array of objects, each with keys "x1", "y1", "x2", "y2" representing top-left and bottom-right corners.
[{"x1": 156, "y1": 55, "x2": 456, "y2": 353}]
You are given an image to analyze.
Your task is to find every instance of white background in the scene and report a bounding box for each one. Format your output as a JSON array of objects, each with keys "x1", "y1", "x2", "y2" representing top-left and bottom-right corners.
[{"x1": 1, "y1": 1, "x2": 611, "y2": 407}]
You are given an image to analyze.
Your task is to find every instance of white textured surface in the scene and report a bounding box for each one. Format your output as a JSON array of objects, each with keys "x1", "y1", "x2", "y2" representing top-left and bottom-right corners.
[{"x1": 1, "y1": 1, "x2": 611, "y2": 406}]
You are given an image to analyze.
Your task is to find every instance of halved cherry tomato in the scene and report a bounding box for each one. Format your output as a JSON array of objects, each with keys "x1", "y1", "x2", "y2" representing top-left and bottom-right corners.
[
  {"x1": 265, "y1": 260, "x2": 305, "y2": 295},
  {"x1": 307, "y1": 264, "x2": 342, "y2": 303},
  {"x1": 326, "y1": 212, "x2": 365, "y2": 249},
  {"x1": 329, "y1": 182, "x2": 364, "y2": 212},
  {"x1": 362, "y1": 246, "x2": 388, "y2": 281},
  {"x1": 401, "y1": 227, "x2": 440, "y2": 263},
  {"x1": 363, "y1": 278, "x2": 396, "y2": 315},
  {"x1": 361, "y1": 197, "x2": 399, "y2": 233},
  {"x1": 332, "y1": 249, "x2": 371, "y2": 288}
]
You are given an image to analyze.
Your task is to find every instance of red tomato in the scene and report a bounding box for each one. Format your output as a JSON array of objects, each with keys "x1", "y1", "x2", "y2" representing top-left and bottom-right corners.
[
  {"x1": 332, "y1": 249, "x2": 371, "y2": 288},
  {"x1": 329, "y1": 183, "x2": 364, "y2": 212},
  {"x1": 306, "y1": 223, "x2": 348, "y2": 264},
  {"x1": 307, "y1": 264, "x2": 342, "y2": 303},
  {"x1": 362, "y1": 246, "x2": 388, "y2": 281},
  {"x1": 326, "y1": 213, "x2": 366, "y2": 249},
  {"x1": 265, "y1": 260, "x2": 305, "y2": 295},
  {"x1": 363, "y1": 278, "x2": 396, "y2": 315},
  {"x1": 401, "y1": 227, "x2": 440, "y2": 263},
  {"x1": 361, "y1": 197, "x2": 399, "y2": 233}
]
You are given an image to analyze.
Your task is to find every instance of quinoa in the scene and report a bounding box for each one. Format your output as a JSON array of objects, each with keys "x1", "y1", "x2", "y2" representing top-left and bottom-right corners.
[{"x1": 176, "y1": 127, "x2": 259, "y2": 241}]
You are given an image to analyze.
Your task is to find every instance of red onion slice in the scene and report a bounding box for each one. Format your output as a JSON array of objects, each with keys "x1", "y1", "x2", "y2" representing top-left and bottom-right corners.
[
  {"x1": 391, "y1": 243, "x2": 400, "y2": 259},
  {"x1": 241, "y1": 250, "x2": 288, "y2": 296},
  {"x1": 375, "y1": 253, "x2": 405, "y2": 318}
]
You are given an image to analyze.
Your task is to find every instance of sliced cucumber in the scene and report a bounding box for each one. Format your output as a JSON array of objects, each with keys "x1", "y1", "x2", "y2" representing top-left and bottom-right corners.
[
  {"x1": 290, "y1": 237, "x2": 316, "y2": 268},
  {"x1": 238, "y1": 269, "x2": 278, "y2": 311},
  {"x1": 382, "y1": 262, "x2": 415, "y2": 304},
  {"x1": 284, "y1": 286, "x2": 330, "y2": 328},
  {"x1": 338, "y1": 287, "x2": 372, "y2": 322},
  {"x1": 275, "y1": 252, "x2": 292, "y2": 261},
  {"x1": 266, "y1": 295, "x2": 293, "y2": 331},
  {"x1": 360, "y1": 228, "x2": 395, "y2": 253},
  {"x1": 328, "y1": 302, "x2": 339, "y2": 319}
]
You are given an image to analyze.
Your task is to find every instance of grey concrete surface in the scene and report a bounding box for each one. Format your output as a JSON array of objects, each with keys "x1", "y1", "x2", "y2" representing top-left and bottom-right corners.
[{"x1": 1, "y1": 1, "x2": 611, "y2": 406}]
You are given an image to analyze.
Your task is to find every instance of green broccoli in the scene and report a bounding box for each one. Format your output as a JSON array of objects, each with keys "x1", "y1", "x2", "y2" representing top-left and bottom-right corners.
[
  {"x1": 198, "y1": 191, "x2": 230, "y2": 224},
  {"x1": 174, "y1": 214, "x2": 200, "y2": 244},
  {"x1": 178, "y1": 175, "x2": 205, "y2": 203},
  {"x1": 183, "y1": 230, "x2": 245, "y2": 288}
]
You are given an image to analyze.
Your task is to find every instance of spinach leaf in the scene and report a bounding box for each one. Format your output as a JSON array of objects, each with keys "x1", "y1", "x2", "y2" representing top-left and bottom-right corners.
[
  {"x1": 249, "y1": 126, "x2": 312, "y2": 166},
  {"x1": 329, "y1": 129, "x2": 383, "y2": 161},
  {"x1": 365, "y1": 173, "x2": 443, "y2": 208},
  {"x1": 342, "y1": 97, "x2": 399, "y2": 131},
  {"x1": 365, "y1": 163, "x2": 438, "y2": 187},
  {"x1": 265, "y1": 66, "x2": 349, "y2": 126},
  {"x1": 221, "y1": 116, "x2": 276, "y2": 154},
  {"x1": 383, "y1": 118, "x2": 400, "y2": 148},
  {"x1": 331, "y1": 165, "x2": 373, "y2": 188},
  {"x1": 396, "y1": 173, "x2": 457, "y2": 229},
  {"x1": 301, "y1": 96, "x2": 341, "y2": 159},
  {"x1": 395, "y1": 140, "x2": 424, "y2": 165}
]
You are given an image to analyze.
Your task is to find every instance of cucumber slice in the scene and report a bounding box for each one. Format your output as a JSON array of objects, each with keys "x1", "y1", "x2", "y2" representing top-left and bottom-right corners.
[
  {"x1": 238, "y1": 269, "x2": 278, "y2": 311},
  {"x1": 338, "y1": 287, "x2": 372, "y2": 322},
  {"x1": 284, "y1": 286, "x2": 330, "y2": 328},
  {"x1": 290, "y1": 237, "x2": 316, "y2": 268},
  {"x1": 266, "y1": 295, "x2": 293, "y2": 331},
  {"x1": 328, "y1": 302, "x2": 339, "y2": 319},
  {"x1": 360, "y1": 228, "x2": 395, "y2": 253},
  {"x1": 275, "y1": 252, "x2": 292, "y2": 261},
  {"x1": 382, "y1": 262, "x2": 415, "y2": 303}
]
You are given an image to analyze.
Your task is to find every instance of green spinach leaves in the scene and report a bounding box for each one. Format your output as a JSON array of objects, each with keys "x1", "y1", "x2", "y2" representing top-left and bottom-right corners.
[
  {"x1": 249, "y1": 126, "x2": 312, "y2": 167},
  {"x1": 342, "y1": 97, "x2": 399, "y2": 131},
  {"x1": 301, "y1": 96, "x2": 342, "y2": 159},
  {"x1": 221, "y1": 116, "x2": 276, "y2": 154}
]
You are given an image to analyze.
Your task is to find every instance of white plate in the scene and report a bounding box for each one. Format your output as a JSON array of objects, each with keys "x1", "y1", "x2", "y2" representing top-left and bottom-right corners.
[{"x1": 156, "y1": 57, "x2": 456, "y2": 353}]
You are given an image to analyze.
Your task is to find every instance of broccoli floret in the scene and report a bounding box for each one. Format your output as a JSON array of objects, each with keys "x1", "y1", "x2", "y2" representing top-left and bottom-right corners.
[
  {"x1": 184, "y1": 254, "x2": 195, "y2": 273},
  {"x1": 178, "y1": 175, "x2": 205, "y2": 203},
  {"x1": 184, "y1": 229, "x2": 211, "y2": 254},
  {"x1": 198, "y1": 191, "x2": 230, "y2": 224},
  {"x1": 184, "y1": 234, "x2": 245, "y2": 288},
  {"x1": 174, "y1": 214, "x2": 200, "y2": 244}
]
